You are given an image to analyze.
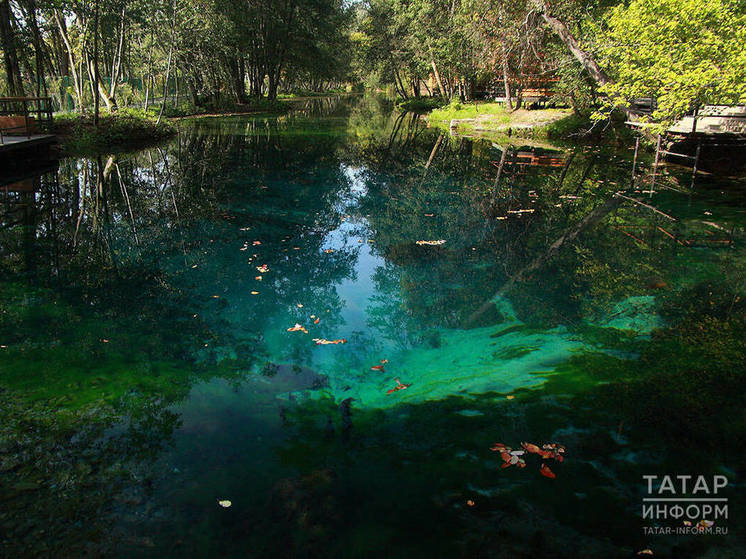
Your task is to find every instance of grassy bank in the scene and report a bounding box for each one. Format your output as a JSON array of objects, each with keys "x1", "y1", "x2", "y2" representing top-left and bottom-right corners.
[
  {"x1": 54, "y1": 98, "x2": 293, "y2": 155},
  {"x1": 426, "y1": 100, "x2": 636, "y2": 143},
  {"x1": 54, "y1": 109, "x2": 176, "y2": 156},
  {"x1": 428, "y1": 101, "x2": 573, "y2": 138}
]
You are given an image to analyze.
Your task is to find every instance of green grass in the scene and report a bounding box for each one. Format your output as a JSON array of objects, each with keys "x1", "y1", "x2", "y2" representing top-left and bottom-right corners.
[
  {"x1": 428, "y1": 101, "x2": 511, "y2": 123},
  {"x1": 54, "y1": 108, "x2": 176, "y2": 155}
]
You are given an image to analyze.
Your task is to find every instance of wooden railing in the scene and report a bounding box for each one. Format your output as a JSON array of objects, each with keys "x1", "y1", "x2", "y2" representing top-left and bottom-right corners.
[{"x1": 0, "y1": 97, "x2": 54, "y2": 144}]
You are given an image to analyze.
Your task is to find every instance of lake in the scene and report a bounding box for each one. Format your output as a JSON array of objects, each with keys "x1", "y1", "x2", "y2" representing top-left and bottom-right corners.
[{"x1": 1, "y1": 95, "x2": 744, "y2": 557}]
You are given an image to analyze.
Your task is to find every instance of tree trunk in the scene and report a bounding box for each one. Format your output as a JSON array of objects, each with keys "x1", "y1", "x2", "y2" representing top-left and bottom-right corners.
[
  {"x1": 0, "y1": 0, "x2": 24, "y2": 96},
  {"x1": 501, "y1": 39, "x2": 513, "y2": 110},
  {"x1": 54, "y1": 9, "x2": 82, "y2": 110},
  {"x1": 530, "y1": 0, "x2": 611, "y2": 86},
  {"x1": 157, "y1": 0, "x2": 176, "y2": 125},
  {"x1": 430, "y1": 60, "x2": 446, "y2": 99},
  {"x1": 93, "y1": 0, "x2": 100, "y2": 126}
]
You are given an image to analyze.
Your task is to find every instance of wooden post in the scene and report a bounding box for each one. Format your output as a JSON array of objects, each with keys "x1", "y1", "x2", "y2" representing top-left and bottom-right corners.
[
  {"x1": 691, "y1": 141, "x2": 701, "y2": 189},
  {"x1": 23, "y1": 98, "x2": 30, "y2": 138},
  {"x1": 651, "y1": 134, "x2": 661, "y2": 196},
  {"x1": 631, "y1": 135, "x2": 640, "y2": 187}
]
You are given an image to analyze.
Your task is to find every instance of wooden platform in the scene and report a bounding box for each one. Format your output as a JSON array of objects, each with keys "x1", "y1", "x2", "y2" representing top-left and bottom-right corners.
[{"x1": 0, "y1": 134, "x2": 57, "y2": 154}]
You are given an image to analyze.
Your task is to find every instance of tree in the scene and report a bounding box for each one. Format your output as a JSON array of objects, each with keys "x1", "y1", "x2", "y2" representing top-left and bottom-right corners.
[{"x1": 597, "y1": 0, "x2": 746, "y2": 126}]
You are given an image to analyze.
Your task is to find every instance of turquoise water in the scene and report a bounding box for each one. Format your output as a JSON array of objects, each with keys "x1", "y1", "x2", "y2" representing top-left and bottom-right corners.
[{"x1": 1, "y1": 96, "x2": 745, "y2": 557}]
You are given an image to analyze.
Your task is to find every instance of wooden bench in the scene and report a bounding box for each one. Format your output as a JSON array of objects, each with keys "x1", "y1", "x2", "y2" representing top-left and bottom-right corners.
[{"x1": 0, "y1": 115, "x2": 37, "y2": 143}]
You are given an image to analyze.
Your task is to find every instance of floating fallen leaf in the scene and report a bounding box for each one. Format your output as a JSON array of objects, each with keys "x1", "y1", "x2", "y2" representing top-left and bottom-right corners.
[
  {"x1": 386, "y1": 378, "x2": 412, "y2": 394},
  {"x1": 539, "y1": 463, "x2": 556, "y2": 479},
  {"x1": 521, "y1": 442, "x2": 543, "y2": 455},
  {"x1": 541, "y1": 443, "x2": 566, "y2": 462},
  {"x1": 371, "y1": 365, "x2": 385, "y2": 372},
  {"x1": 636, "y1": 551, "x2": 653, "y2": 557},
  {"x1": 252, "y1": 240, "x2": 262, "y2": 246},
  {"x1": 313, "y1": 318, "x2": 320, "y2": 324},
  {"x1": 240, "y1": 227, "x2": 250, "y2": 231},
  {"x1": 323, "y1": 249, "x2": 334, "y2": 254},
  {"x1": 287, "y1": 324, "x2": 308, "y2": 334},
  {"x1": 256, "y1": 265, "x2": 269, "y2": 273},
  {"x1": 493, "y1": 441, "x2": 565, "y2": 474},
  {"x1": 218, "y1": 500, "x2": 232, "y2": 508},
  {"x1": 425, "y1": 213, "x2": 434, "y2": 217},
  {"x1": 495, "y1": 216, "x2": 508, "y2": 220},
  {"x1": 297, "y1": 303, "x2": 303, "y2": 308},
  {"x1": 102, "y1": 339, "x2": 109, "y2": 343},
  {"x1": 416, "y1": 240, "x2": 446, "y2": 246},
  {"x1": 191, "y1": 264, "x2": 198, "y2": 268},
  {"x1": 466, "y1": 500, "x2": 475, "y2": 507},
  {"x1": 506, "y1": 395, "x2": 515, "y2": 400},
  {"x1": 255, "y1": 276, "x2": 262, "y2": 281},
  {"x1": 212, "y1": 295, "x2": 220, "y2": 299},
  {"x1": 313, "y1": 338, "x2": 347, "y2": 345},
  {"x1": 251, "y1": 291, "x2": 259, "y2": 295},
  {"x1": 507, "y1": 209, "x2": 535, "y2": 214},
  {"x1": 380, "y1": 359, "x2": 388, "y2": 364},
  {"x1": 0, "y1": 345, "x2": 6, "y2": 349},
  {"x1": 293, "y1": 247, "x2": 300, "y2": 250},
  {"x1": 193, "y1": 314, "x2": 198, "y2": 318}
]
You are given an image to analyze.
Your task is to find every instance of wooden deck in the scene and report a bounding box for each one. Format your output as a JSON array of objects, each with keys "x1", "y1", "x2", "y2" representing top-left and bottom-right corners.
[{"x1": 0, "y1": 134, "x2": 57, "y2": 154}]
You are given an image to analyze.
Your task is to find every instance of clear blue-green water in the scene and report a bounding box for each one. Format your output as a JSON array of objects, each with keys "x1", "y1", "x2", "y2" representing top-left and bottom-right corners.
[{"x1": 1, "y1": 96, "x2": 745, "y2": 557}]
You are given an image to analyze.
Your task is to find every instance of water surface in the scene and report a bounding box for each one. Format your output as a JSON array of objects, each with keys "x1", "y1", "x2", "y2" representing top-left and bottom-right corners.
[{"x1": 1, "y1": 96, "x2": 744, "y2": 557}]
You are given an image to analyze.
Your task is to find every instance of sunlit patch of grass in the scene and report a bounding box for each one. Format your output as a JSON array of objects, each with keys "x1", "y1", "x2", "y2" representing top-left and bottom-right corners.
[{"x1": 429, "y1": 101, "x2": 510, "y2": 123}]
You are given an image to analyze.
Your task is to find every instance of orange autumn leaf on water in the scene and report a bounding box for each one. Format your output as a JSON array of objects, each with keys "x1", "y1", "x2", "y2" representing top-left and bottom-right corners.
[
  {"x1": 521, "y1": 442, "x2": 554, "y2": 459},
  {"x1": 256, "y1": 264, "x2": 269, "y2": 273},
  {"x1": 314, "y1": 318, "x2": 320, "y2": 324},
  {"x1": 380, "y1": 359, "x2": 388, "y2": 364},
  {"x1": 466, "y1": 500, "x2": 475, "y2": 507},
  {"x1": 371, "y1": 365, "x2": 385, "y2": 372},
  {"x1": 386, "y1": 378, "x2": 412, "y2": 394},
  {"x1": 493, "y1": 441, "x2": 565, "y2": 476},
  {"x1": 323, "y1": 249, "x2": 334, "y2": 254},
  {"x1": 287, "y1": 324, "x2": 308, "y2": 334},
  {"x1": 252, "y1": 240, "x2": 262, "y2": 246},
  {"x1": 539, "y1": 463, "x2": 556, "y2": 479},
  {"x1": 313, "y1": 338, "x2": 347, "y2": 345},
  {"x1": 541, "y1": 443, "x2": 566, "y2": 462}
]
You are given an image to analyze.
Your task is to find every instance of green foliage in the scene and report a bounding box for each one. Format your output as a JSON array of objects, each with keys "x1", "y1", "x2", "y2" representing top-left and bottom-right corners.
[
  {"x1": 396, "y1": 97, "x2": 445, "y2": 112},
  {"x1": 597, "y1": 0, "x2": 746, "y2": 126},
  {"x1": 54, "y1": 111, "x2": 176, "y2": 155}
]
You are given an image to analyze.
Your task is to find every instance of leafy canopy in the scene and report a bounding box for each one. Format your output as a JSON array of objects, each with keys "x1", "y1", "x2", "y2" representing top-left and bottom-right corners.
[{"x1": 597, "y1": 0, "x2": 746, "y2": 125}]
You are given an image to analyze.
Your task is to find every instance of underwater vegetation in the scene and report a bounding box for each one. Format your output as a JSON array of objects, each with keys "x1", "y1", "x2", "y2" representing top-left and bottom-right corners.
[{"x1": 1, "y1": 96, "x2": 744, "y2": 557}]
